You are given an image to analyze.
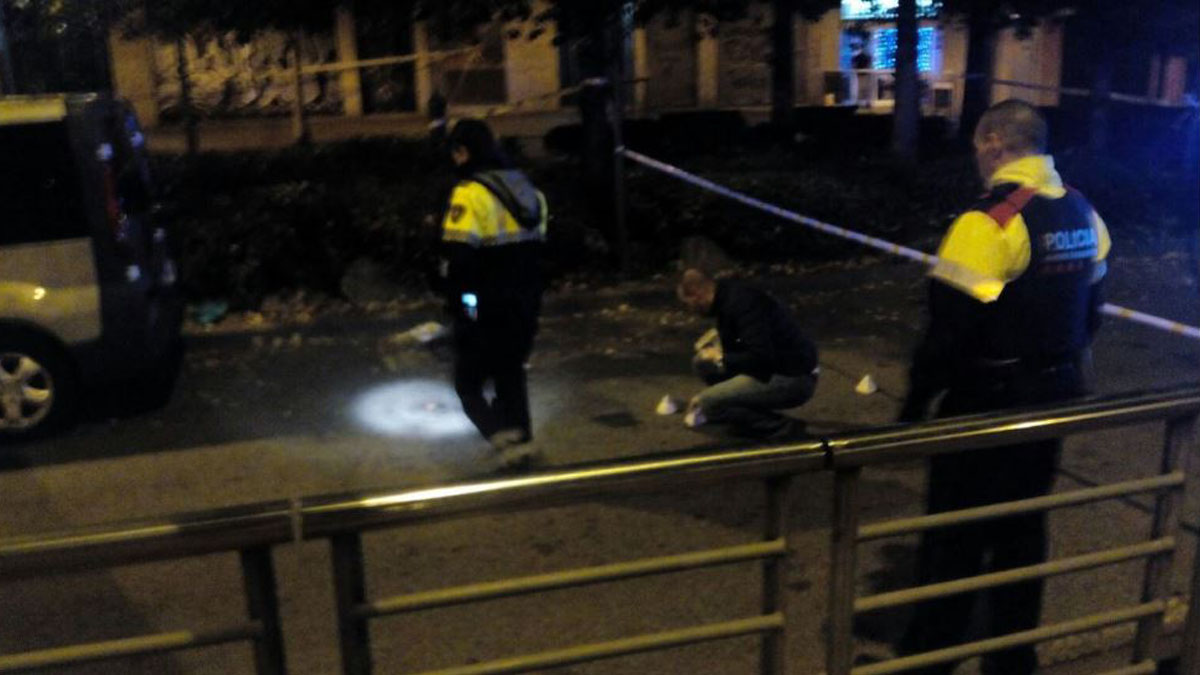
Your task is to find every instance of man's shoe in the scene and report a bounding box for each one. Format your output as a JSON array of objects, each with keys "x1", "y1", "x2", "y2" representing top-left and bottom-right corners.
[
  {"x1": 487, "y1": 428, "x2": 526, "y2": 452},
  {"x1": 496, "y1": 442, "x2": 543, "y2": 472}
]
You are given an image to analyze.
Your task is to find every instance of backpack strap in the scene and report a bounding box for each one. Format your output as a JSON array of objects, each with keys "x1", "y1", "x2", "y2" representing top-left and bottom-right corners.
[
  {"x1": 985, "y1": 186, "x2": 1039, "y2": 229},
  {"x1": 472, "y1": 171, "x2": 542, "y2": 230}
]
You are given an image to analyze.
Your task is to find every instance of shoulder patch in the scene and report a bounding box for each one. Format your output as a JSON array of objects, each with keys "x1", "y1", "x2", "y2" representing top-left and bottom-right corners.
[{"x1": 449, "y1": 204, "x2": 466, "y2": 224}]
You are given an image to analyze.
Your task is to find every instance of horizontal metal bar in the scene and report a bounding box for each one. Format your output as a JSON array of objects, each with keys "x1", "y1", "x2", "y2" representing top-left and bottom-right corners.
[
  {"x1": 303, "y1": 54, "x2": 418, "y2": 73},
  {"x1": 1094, "y1": 662, "x2": 1158, "y2": 675},
  {"x1": 408, "y1": 614, "x2": 783, "y2": 675},
  {"x1": 830, "y1": 387, "x2": 1200, "y2": 468},
  {"x1": 302, "y1": 387, "x2": 1199, "y2": 537},
  {"x1": 856, "y1": 539, "x2": 1174, "y2": 613},
  {"x1": 301, "y1": 440, "x2": 827, "y2": 537},
  {"x1": 858, "y1": 473, "x2": 1186, "y2": 541},
  {"x1": 0, "y1": 502, "x2": 293, "y2": 578},
  {"x1": 360, "y1": 540, "x2": 786, "y2": 618},
  {"x1": 851, "y1": 601, "x2": 1165, "y2": 675},
  {"x1": 299, "y1": 47, "x2": 476, "y2": 75},
  {"x1": 0, "y1": 623, "x2": 261, "y2": 672}
]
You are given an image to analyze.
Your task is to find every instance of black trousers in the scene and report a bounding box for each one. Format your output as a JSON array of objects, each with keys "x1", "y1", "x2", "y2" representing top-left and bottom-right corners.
[
  {"x1": 899, "y1": 363, "x2": 1084, "y2": 675},
  {"x1": 452, "y1": 293, "x2": 540, "y2": 441}
]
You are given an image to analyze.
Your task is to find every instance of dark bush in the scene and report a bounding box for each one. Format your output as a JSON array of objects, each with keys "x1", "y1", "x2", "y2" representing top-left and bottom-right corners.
[
  {"x1": 152, "y1": 111, "x2": 1193, "y2": 310},
  {"x1": 153, "y1": 139, "x2": 451, "y2": 308}
]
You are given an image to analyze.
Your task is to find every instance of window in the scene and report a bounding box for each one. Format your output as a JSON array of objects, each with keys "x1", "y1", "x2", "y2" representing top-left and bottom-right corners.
[
  {"x1": 0, "y1": 122, "x2": 89, "y2": 246},
  {"x1": 872, "y1": 27, "x2": 939, "y2": 73},
  {"x1": 842, "y1": 0, "x2": 941, "y2": 20}
]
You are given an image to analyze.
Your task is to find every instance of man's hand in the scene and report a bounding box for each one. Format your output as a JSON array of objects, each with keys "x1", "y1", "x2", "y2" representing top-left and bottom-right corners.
[
  {"x1": 693, "y1": 346, "x2": 725, "y2": 382},
  {"x1": 684, "y1": 396, "x2": 707, "y2": 428}
]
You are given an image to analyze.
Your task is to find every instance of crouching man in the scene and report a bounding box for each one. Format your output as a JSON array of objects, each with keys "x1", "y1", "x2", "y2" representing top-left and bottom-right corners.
[{"x1": 677, "y1": 269, "x2": 819, "y2": 439}]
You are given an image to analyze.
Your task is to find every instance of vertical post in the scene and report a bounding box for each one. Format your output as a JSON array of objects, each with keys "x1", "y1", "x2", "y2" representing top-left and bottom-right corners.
[
  {"x1": 1184, "y1": 108, "x2": 1199, "y2": 175},
  {"x1": 769, "y1": 0, "x2": 796, "y2": 129},
  {"x1": 335, "y1": 6, "x2": 363, "y2": 117},
  {"x1": 631, "y1": 26, "x2": 649, "y2": 115},
  {"x1": 414, "y1": 23, "x2": 433, "y2": 115},
  {"x1": 332, "y1": 533, "x2": 371, "y2": 675},
  {"x1": 0, "y1": 1, "x2": 15, "y2": 94},
  {"x1": 890, "y1": 0, "x2": 919, "y2": 163},
  {"x1": 762, "y1": 476, "x2": 794, "y2": 675},
  {"x1": 827, "y1": 468, "x2": 861, "y2": 675},
  {"x1": 291, "y1": 34, "x2": 311, "y2": 145},
  {"x1": 1179, "y1": 516, "x2": 1200, "y2": 675},
  {"x1": 1133, "y1": 414, "x2": 1197, "y2": 662},
  {"x1": 240, "y1": 547, "x2": 287, "y2": 675},
  {"x1": 174, "y1": 37, "x2": 199, "y2": 156},
  {"x1": 695, "y1": 14, "x2": 719, "y2": 108}
]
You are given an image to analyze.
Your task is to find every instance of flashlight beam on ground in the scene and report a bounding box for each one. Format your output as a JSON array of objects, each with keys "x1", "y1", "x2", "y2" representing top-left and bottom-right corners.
[{"x1": 352, "y1": 379, "x2": 476, "y2": 439}]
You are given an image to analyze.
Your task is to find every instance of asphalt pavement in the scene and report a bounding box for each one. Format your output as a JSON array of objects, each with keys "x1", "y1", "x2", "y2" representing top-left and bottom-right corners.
[{"x1": 1, "y1": 250, "x2": 1197, "y2": 674}]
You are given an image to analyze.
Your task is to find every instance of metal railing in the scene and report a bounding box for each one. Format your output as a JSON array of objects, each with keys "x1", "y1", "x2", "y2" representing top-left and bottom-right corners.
[
  {"x1": 300, "y1": 439, "x2": 828, "y2": 675},
  {"x1": 0, "y1": 502, "x2": 292, "y2": 674},
  {"x1": 1, "y1": 386, "x2": 1198, "y2": 674},
  {"x1": 825, "y1": 389, "x2": 1200, "y2": 675}
]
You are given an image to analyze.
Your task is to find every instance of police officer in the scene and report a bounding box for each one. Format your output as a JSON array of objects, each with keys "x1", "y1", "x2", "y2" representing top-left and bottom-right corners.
[
  {"x1": 896, "y1": 100, "x2": 1110, "y2": 675},
  {"x1": 439, "y1": 119, "x2": 548, "y2": 468}
]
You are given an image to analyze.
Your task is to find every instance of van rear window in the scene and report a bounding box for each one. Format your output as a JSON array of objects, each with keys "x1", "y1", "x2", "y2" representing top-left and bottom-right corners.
[{"x1": 0, "y1": 121, "x2": 89, "y2": 246}]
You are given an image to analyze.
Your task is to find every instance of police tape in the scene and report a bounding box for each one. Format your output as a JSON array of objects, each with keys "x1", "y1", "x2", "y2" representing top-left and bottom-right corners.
[{"x1": 621, "y1": 148, "x2": 1200, "y2": 342}]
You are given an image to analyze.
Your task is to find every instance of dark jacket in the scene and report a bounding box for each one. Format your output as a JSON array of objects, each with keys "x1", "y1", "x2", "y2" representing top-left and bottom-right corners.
[
  {"x1": 712, "y1": 280, "x2": 819, "y2": 382},
  {"x1": 899, "y1": 181, "x2": 1104, "y2": 422}
]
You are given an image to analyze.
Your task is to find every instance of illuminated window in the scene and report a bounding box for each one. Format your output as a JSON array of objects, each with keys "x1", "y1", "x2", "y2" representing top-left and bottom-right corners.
[
  {"x1": 872, "y1": 27, "x2": 938, "y2": 72},
  {"x1": 842, "y1": 0, "x2": 941, "y2": 20}
]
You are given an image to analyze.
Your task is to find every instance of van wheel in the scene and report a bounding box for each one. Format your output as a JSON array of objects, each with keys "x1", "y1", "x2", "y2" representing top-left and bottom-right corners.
[{"x1": 0, "y1": 336, "x2": 78, "y2": 441}]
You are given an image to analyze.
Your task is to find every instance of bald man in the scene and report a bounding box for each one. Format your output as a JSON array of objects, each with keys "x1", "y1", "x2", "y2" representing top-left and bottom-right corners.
[
  {"x1": 896, "y1": 100, "x2": 1110, "y2": 675},
  {"x1": 677, "y1": 269, "x2": 819, "y2": 439}
]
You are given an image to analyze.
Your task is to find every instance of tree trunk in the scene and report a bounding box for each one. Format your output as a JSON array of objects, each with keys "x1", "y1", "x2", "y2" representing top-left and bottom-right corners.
[
  {"x1": 959, "y1": 16, "x2": 997, "y2": 140},
  {"x1": 770, "y1": 0, "x2": 796, "y2": 129},
  {"x1": 291, "y1": 33, "x2": 311, "y2": 145},
  {"x1": 0, "y1": 2, "x2": 16, "y2": 94},
  {"x1": 174, "y1": 37, "x2": 199, "y2": 156},
  {"x1": 575, "y1": 5, "x2": 631, "y2": 275},
  {"x1": 1089, "y1": 47, "x2": 1113, "y2": 155},
  {"x1": 609, "y1": 9, "x2": 631, "y2": 277},
  {"x1": 891, "y1": 0, "x2": 919, "y2": 162}
]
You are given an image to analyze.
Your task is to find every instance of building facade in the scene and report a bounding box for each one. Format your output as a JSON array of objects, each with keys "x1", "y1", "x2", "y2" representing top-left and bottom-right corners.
[{"x1": 108, "y1": 2, "x2": 1185, "y2": 132}]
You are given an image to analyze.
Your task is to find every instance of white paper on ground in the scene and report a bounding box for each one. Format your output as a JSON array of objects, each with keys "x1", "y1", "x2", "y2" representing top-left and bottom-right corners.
[
  {"x1": 855, "y1": 374, "x2": 878, "y2": 395},
  {"x1": 656, "y1": 395, "x2": 682, "y2": 415},
  {"x1": 386, "y1": 321, "x2": 448, "y2": 346},
  {"x1": 408, "y1": 321, "x2": 448, "y2": 343}
]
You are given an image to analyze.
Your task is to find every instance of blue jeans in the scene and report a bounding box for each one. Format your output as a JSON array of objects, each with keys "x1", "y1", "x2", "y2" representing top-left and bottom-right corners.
[{"x1": 693, "y1": 371, "x2": 816, "y2": 437}]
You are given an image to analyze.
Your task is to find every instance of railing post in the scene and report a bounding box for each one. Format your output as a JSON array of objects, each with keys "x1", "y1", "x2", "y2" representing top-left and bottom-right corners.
[
  {"x1": 332, "y1": 533, "x2": 372, "y2": 675},
  {"x1": 1134, "y1": 414, "x2": 1197, "y2": 662},
  {"x1": 762, "y1": 475, "x2": 794, "y2": 675},
  {"x1": 240, "y1": 546, "x2": 287, "y2": 675},
  {"x1": 1180, "y1": 517, "x2": 1200, "y2": 675},
  {"x1": 827, "y1": 467, "x2": 862, "y2": 675}
]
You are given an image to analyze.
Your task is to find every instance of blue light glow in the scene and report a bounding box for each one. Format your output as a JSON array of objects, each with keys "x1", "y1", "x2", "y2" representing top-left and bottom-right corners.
[{"x1": 872, "y1": 27, "x2": 937, "y2": 72}]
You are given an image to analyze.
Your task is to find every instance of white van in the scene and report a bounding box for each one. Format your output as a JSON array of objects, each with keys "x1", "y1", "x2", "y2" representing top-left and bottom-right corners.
[{"x1": 1, "y1": 94, "x2": 182, "y2": 440}]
